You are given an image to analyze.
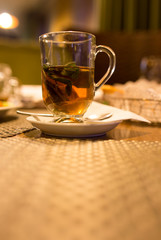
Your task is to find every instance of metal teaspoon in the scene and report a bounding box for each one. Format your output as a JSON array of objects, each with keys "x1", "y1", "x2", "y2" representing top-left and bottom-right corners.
[{"x1": 16, "y1": 110, "x2": 112, "y2": 122}]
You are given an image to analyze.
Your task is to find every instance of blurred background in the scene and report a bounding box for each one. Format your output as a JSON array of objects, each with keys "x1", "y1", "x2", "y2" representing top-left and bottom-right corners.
[{"x1": 0, "y1": 0, "x2": 161, "y2": 85}]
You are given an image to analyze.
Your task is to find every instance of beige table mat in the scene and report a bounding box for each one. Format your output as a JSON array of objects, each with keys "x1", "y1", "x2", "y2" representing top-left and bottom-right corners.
[
  {"x1": 0, "y1": 136, "x2": 161, "y2": 240},
  {"x1": 0, "y1": 114, "x2": 35, "y2": 138}
]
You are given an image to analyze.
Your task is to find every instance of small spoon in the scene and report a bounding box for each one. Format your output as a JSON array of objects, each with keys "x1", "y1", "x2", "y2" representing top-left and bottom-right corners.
[
  {"x1": 84, "y1": 113, "x2": 112, "y2": 121},
  {"x1": 17, "y1": 110, "x2": 53, "y2": 117},
  {"x1": 17, "y1": 110, "x2": 112, "y2": 122}
]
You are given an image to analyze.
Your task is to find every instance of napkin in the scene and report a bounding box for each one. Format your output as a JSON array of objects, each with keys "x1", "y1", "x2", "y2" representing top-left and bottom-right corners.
[
  {"x1": 85, "y1": 101, "x2": 150, "y2": 123},
  {"x1": 20, "y1": 85, "x2": 44, "y2": 108}
]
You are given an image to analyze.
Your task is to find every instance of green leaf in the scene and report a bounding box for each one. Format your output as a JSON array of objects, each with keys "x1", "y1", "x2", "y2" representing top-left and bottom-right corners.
[{"x1": 61, "y1": 62, "x2": 79, "y2": 79}]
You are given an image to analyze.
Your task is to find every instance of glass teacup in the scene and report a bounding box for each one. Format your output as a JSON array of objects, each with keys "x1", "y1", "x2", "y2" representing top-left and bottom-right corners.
[{"x1": 39, "y1": 31, "x2": 116, "y2": 123}]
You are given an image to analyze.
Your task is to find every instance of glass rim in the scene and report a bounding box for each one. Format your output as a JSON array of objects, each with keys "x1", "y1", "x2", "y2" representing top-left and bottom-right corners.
[{"x1": 39, "y1": 31, "x2": 96, "y2": 44}]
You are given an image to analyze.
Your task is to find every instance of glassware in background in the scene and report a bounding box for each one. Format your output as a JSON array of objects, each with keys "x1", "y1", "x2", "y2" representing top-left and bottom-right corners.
[
  {"x1": 0, "y1": 63, "x2": 21, "y2": 104},
  {"x1": 0, "y1": 63, "x2": 12, "y2": 101},
  {"x1": 140, "y1": 56, "x2": 161, "y2": 82},
  {"x1": 8, "y1": 77, "x2": 21, "y2": 105}
]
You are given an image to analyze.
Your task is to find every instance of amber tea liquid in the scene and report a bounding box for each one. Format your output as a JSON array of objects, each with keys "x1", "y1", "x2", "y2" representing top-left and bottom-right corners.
[{"x1": 42, "y1": 64, "x2": 94, "y2": 116}]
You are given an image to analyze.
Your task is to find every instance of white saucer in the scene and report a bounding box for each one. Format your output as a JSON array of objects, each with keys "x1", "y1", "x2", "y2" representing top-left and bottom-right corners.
[
  {"x1": 26, "y1": 101, "x2": 150, "y2": 137},
  {"x1": 27, "y1": 116, "x2": 121, "y2": 137}
]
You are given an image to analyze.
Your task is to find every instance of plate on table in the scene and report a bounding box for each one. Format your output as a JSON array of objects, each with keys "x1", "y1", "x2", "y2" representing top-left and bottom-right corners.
[
  {"x1": 0, "y1": 104, "x2": 18, "y2": 118},
  {"x1": 27, "y1": 116, "x2": 121, "y2": 138}
]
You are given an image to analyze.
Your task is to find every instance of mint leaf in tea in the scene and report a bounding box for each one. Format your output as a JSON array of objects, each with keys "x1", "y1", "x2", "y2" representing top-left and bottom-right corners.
[{"x1": 42, "y1": 63, "x2": 94, "y2": 116}]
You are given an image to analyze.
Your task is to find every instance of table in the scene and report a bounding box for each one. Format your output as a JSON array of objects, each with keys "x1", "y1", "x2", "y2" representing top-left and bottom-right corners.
[{"x1": 0, "y1": 110, "x2": 161, "y2": 240}]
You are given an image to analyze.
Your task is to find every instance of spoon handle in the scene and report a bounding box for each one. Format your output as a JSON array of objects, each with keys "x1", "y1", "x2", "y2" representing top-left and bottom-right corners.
[{"x1": 17, "y1": 110, "x2": 53, "y2": 117}]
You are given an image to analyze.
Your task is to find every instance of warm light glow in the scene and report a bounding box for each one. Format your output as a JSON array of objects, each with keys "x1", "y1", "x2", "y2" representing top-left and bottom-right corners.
[{"x1": 0, "y1": 12, "x2": 19, "y2": 29}]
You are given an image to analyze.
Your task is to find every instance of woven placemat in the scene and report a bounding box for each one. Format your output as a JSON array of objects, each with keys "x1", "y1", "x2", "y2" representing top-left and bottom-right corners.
[
  {"x1": 0, "y1": 114, "x2": 35, "y2": 138},
  {"x1": 0, "y1": 137, "x2": 161, "y2": 240}
]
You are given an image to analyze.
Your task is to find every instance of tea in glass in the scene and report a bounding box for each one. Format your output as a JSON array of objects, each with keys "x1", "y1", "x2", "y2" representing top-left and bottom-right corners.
[{"x1": 42, "y1": 63, "x2": 94, "y2": 117}]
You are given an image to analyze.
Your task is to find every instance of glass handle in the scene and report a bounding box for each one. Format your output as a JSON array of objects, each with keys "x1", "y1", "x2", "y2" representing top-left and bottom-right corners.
[{"x1": 95, "y1": 45, "x2": 116, "y2": 91}]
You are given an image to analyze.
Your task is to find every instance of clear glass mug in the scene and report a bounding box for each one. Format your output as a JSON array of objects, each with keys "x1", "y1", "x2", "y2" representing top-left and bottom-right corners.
[{"x1": 39, "y1": 31, "x2": 116, "y2": 123}]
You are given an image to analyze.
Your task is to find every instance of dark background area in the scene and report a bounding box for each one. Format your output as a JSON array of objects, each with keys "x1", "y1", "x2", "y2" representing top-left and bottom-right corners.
[{"x1": 0, "y1": 0, "x2": 161, "y2": 85}]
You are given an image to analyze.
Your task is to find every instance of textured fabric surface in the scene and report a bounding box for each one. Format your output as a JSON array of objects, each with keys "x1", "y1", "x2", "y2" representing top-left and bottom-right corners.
[
  {"x1": 0, "y1": 114, "x2": 35, "y2": 138},
  {"x1": 0, "y1": 135, "x2": 161, "y2": 240}
]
